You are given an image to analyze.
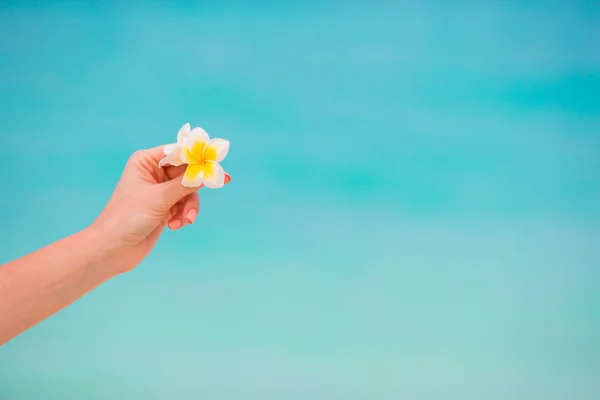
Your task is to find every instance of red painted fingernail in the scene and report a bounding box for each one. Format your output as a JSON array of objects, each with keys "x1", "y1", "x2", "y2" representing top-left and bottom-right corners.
[
  {"x1": 169, "y1": 220, "x2": 181, "y2": 230},
  {"x1": 224, "y1": 174, "x2": 231, "y2": 184},
  {"x1": 185, "y1": 209, "x2": 197, "y2": 224}
]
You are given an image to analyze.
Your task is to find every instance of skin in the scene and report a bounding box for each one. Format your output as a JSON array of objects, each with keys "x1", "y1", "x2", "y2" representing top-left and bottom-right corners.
[{"x1": 0, "y1": 146, "x2": 230, "y2": 345}]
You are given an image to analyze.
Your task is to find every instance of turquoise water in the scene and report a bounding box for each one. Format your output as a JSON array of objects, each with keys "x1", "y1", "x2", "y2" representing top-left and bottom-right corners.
[{"x1": 1, "y1": 2, "x2": 599, "y2": 399}]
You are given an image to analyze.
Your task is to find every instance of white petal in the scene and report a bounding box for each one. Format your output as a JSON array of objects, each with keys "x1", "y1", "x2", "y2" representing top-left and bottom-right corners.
[
  {"x1": 203, "y1": 138, "x2": 230, "y2": 163},
  {"x1": 159, "y1": 154, "x2": 183, "y2": 167},
  {"x1": 189, "y1": 126, "x2": 210, "y2": 142},
  {"x1": 202, "y1": 161, "x2": 225, "y2": 189},
  {"x1": 163, "y1": 143, "x2": 179, "y2": 156},
  {"x1": 181, "y1": 127, "x2": 210, "y2": 164},
  {"x1": 159, "y1": 143, "x2": 183, "y2": 167},
  {"x1": 181, "y1": 164, "x2": 204, "y2": 187},
  {"x1": 177, "y1": 123, "x2": 191, "y2": 144}
]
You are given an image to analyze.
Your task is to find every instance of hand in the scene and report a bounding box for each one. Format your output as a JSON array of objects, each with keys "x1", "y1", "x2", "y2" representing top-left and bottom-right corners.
[{"x1": 89, "y1": 146, "x2": 231, "y2": 274}]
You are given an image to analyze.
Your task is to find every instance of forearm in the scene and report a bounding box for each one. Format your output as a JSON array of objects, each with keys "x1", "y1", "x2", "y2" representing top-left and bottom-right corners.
[{"x1": 0, "y1": 227, "x2": 118, "y2": 345}]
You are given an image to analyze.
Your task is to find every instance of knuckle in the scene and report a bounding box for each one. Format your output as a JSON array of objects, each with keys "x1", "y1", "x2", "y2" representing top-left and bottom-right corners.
[{"x1": 130, "y1": 149, "x2": 144, "y2": 160}]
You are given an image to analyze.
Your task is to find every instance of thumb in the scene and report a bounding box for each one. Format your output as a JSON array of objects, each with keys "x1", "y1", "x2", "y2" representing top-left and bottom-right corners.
[
  {"x1": 156, "y1": 172, "x2": 231, "y2": 207},
  {"x1": 158, "y1": 173, "x2": 202, "y2": 207}
]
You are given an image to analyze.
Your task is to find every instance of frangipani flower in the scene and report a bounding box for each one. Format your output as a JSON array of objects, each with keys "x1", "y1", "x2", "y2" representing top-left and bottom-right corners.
[{"x1": 159, "y1": 123, "x2": 230, "y2": 189}]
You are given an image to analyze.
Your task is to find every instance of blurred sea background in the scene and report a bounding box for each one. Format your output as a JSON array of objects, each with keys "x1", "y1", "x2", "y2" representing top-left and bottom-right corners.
[{"x1": 0, "y1": 1, "x2": 599, "y2": 399}]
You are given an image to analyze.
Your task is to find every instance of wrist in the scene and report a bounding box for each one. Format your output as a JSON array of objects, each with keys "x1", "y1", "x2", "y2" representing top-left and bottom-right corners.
[{"x1": 80, "y1": 223, "x2": 128, "y2": 277}]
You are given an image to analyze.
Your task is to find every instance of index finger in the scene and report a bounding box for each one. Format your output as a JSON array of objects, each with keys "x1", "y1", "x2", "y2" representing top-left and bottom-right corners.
[
  {"x1": 143, "y1": 145, "x2": 187, "y2": 180},
  {"x1": 144, "y1": 145, "x2": 170, "y2": 163}
]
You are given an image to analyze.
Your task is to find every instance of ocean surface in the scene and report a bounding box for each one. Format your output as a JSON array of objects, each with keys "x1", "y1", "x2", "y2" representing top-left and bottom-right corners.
[{"x1": 0, "y1": 2, "x2": 599, "y2": 399}]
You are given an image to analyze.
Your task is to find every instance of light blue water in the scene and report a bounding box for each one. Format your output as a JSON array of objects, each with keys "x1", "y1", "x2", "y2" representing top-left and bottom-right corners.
[{"x1": 1, "y1": 2, "x2": 599, "y2": 399}]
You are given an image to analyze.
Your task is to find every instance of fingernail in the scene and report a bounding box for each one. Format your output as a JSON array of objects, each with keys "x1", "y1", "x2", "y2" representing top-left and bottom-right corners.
[
  {"x1": 185, "y1": 209, "x2": 197, "y2": 224},
  {"x1": 224, "y1": 174, "x2": 232, "y2": 184},
  {"x1": 169, "y1": 220, "x2": 181, "y2": 230}
]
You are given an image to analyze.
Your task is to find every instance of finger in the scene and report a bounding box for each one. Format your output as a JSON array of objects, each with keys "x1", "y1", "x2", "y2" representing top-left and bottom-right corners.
[
  {"x1": 168, "y1": 214, "x2": 183, "y2": 230},
  {"x1": 143, "y1": 145, "x2": 171, "y2": 164},
  {"x1": 162, "y1": 198, "x2": 181, "y2": 224},
  {"x1": 167, "y1": 207, "x2": 184, "y2": 230},
  {"x1": 135, "y1": 146, "x2": 185, "y2": 183},
  {"x1": 167, "y1": 192, "x2": 199, "y2": 229},
  {"x1": 167, "y1": 202, "x2": 184, "y2": 230},
  {"x1": 182, "y1": 192, "x2": 200, "y2": 225},
  {"x1": 168, "y1": 218, "x2": 183, "y2": 230},
  {"x1": 158, "y1": 171, "x2": 231, "y2": 207},
  {"x1": 164, "y1": 165, "x2": 187, "y2": 180},
  {"x1": 160, "y1": 173, "x2": 202, "y2": 207}
]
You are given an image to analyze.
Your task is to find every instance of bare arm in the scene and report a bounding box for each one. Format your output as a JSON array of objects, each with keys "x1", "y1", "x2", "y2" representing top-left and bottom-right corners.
[
  {"x1": 0, "y1": 140, "x2": 231, "y2": 345},
  {"x1": 0, "y1": 227, "x2": 117, "y2": 344}
]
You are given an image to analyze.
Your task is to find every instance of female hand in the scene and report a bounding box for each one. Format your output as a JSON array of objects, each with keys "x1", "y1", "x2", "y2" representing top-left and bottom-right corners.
[
  {"x1": 90, "y1": 146, "x2": 231, "y2": 274},
  {"x1": 0, "y1": 144, "x2": 233, "y2": 344}
]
